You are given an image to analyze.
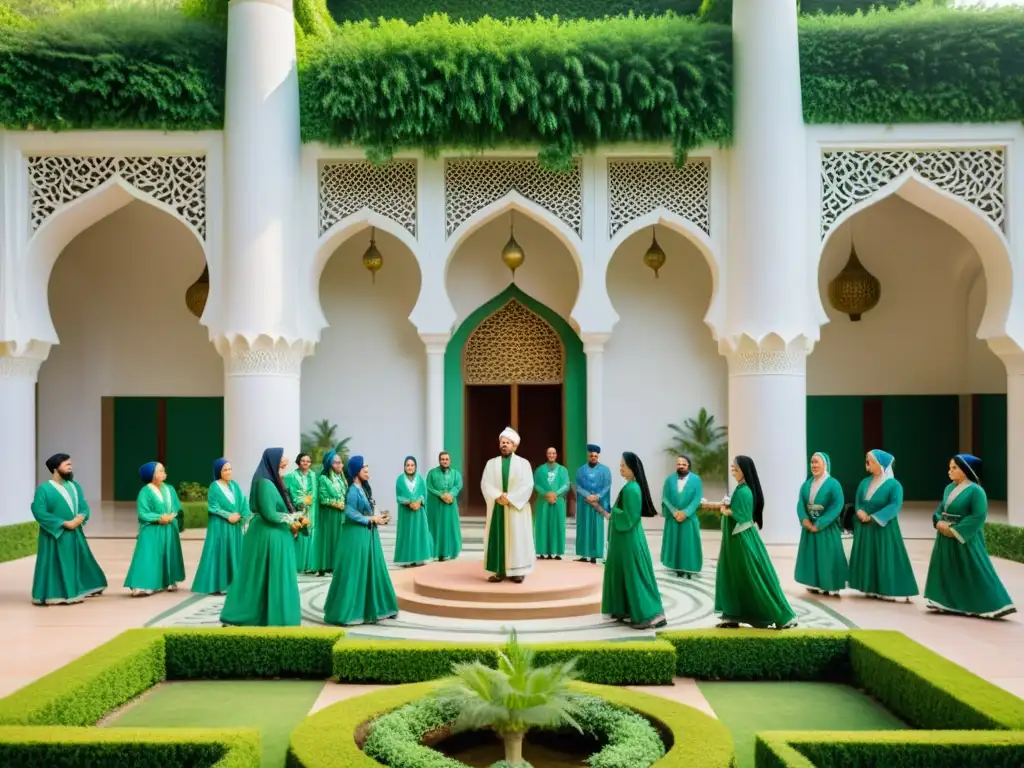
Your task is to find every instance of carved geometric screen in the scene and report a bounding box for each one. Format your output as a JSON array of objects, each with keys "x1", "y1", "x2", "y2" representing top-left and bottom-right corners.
[
  {"x1": 464, "y1": 300, "x2": 564, "y2": 385},
  {"x1": 319, "y1": 160, "x2": 418, "y2": 237},
  {"x1": 445, "y1": 158, "x2": 583, "y2": 238},
  {"x1": 608, "y1": 159, "x2": 711, "y2": 238},
  {"x1": 28, "y1": 155, "x2": 207, "y2": 239},
  {"x1": 820, "y1": 148, "x2": 1005, "y2": 237}
]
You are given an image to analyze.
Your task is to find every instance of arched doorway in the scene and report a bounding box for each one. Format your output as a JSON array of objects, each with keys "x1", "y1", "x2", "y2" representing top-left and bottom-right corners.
[{"x1": 444, "y1": 284, "x2": 586, "y2": 513}]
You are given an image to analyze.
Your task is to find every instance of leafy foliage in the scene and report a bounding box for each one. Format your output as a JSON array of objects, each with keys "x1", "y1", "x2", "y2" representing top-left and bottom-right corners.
[
  {"x1": 0, "y1": 521, "x2": 38, "y2": 564},
  {"x1": 698, "y1": 0, "x2": 947, "y2": 23},
  {"x1": 163, "y1": 627, "x2": 344, "y2": 679},
  {"x1": 299, "y1": 13, "x2": 733, "y2": 169},
  {"x1": 665, "y1": 407, "x2": 728, "y2": 483},
  {"x1": 326, "y1": 0, "x2": 703, "y2": 24},
  {"x1": 177, "y1": 481, "x2": 208, "y2": 502},
  {"x1": 984, "y1": 522, "x2": 1024, "y2": 564}
]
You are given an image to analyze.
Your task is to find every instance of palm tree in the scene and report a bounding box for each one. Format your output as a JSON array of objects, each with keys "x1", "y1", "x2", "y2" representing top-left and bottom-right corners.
[
  {"x1": 435, "y1": 630, "x2": 582, "y2": 767},
  {"x1": 665, "y1": 407, "x2": 729, "y2": 483},
  {"x1": 300, "y1": 419, "x2": 348, "y2": 466}
]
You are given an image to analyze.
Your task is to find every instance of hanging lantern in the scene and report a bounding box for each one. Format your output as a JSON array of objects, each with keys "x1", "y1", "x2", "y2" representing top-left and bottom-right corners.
[
  {"x1": 362, "y1": 227, "x2": 382, "y2": 283},
  {"x1": 643, "y1": 227, "x2": 666, "y2": 277},
  {"x1": 828, "y1": 243, "x2": 881, "y2": 321},
  {"x1": 501, "y1": 210, "x2": 525, "y2": 278},
  {"x1": 184, "y1": 265, "x2": 209, "y2": 319}
]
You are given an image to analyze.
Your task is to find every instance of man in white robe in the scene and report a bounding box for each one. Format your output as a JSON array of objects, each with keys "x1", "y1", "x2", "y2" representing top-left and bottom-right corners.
[{"x1": 481, "y1": 427, "x2": 535, "y2": 583}]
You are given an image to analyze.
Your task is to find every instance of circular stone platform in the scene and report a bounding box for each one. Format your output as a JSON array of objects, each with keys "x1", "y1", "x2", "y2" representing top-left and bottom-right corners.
[{"x1": 391, "y1": 559, "x2": 604, "y2": 620}]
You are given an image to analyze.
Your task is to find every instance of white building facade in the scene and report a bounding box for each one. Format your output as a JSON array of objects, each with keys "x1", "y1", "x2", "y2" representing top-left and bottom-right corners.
[{"x1": 1, "y1": 0, "x2": 1022, "y2": 542}]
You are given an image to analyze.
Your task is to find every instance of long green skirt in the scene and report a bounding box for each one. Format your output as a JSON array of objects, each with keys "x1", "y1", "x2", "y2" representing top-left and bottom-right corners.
[
  {"x1": 432, "y1": 504, "x2": 462, "y2": 560},
  {"x1": 323, "y1": 522, "x2": 398, "y2": 626},
  {"x1": 220, "y1": 516, "x2": 300, "y2": 627},
  {"x1": 316, "y1": 507, "x2": 345, "y2": 573},
  {"x1": 124, "y1": 523, "x2": 185, "y2": 592},
  {"x1": 191, "y1": 514, "x2": 244, "y2": 594},
  {"x1": 714, "y1": 526, "x2": 796, "y2": 628},
  {"x1": 575, "y1": 504, "x2": 605, "y2": 559},
  {"x1": 394, "y1": 506, "x2": 433, "y2": 565},
  {"x1": 848, "y1": 518, "x2": 918, "y2": 598},
  {"x1": 485, "y1": 506, "x2": 507, "y2": 576},
  {"x1": 602, "y1": 524, "x2": 664, "y2": 624},
  {"x1": 924, "y1": 533, "x2": 1016, "y2": 618},
  {"x1": 660, "y1": 515, "x2": 703, "y2": 574},
  {"x1": 794, "y1": 523, "x2": 849, "y2": 593},
  {"x1": 32, "y1": 528, "x2": 107, "y2": 605},
  {"x1": 295, "y1": 511, "x2": 317, "y2": 573},
  {"x1": 534, "y1": 501, "x2": 566, "y2": 556}
]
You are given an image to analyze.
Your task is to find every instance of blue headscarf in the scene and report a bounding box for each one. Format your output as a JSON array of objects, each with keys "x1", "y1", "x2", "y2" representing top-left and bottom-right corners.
[
  {"x1": 954, "y1": 453, "x2": 982, "y2": 484},
  {"x1": 322, "y1": 449, "x2": 340, "y2": 477},
  {"x1": 404, "y1": 455, "x2": 417, "y2": 473},
  {"x1": 869, "y1": 449, "x2": 895, "y2": 482},
  {"x1": 587, "y1": 443, "x2": 601, "y2": 454},
  {"x1": 139, "y1": 461, "x2": 159, "y2": 484},
  {"x1": 251, "y1": 447, "x2": 292, "y2": 511},
  {"x1": 347, "y1": 455, "x2": 365, "y2": 483},
  {"x1": 213, "y1": 458, "x2": 229, "y2": 482}
]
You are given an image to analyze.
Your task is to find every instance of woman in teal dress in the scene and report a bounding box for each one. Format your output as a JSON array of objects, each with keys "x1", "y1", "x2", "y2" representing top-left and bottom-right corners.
[
  {"x1": 924, "y1": 454, "x2": 1015, "y2": 619},
  {"x1": 316, "y1": 450, "x2": 347, "y2": 575},
  {"x1": 848, "y1": 449, "x2": 919, "y2": 601},
  {"x1": 124, "y1": 461, "x2": 185, "y2": 597},
  {"x1": 323, "y1": 456, "x2": 399, "y2": 626},
  {"x1": 285, "y1": 453, "x2": 317, "y2": 573},
  {"x1": 794, "y1": 451, "x2": 848, "y2": 596},
  {"x1": 220, "y1": 448, "x2": 302, "y2": 627},
  {"x1": 192, "y1": 458, "x2": 251, "y2": 595},
  {"x1": 660, "y1": 454, "x2": 703, "y2": 578},
  {"x1": 602, "y1": 452, "x2": 666, "y2": 630},
  {"x1": 714, "y1": 455, "x2": 796, "y2": 629},
  {"x1": 394, "y1": 456, "x2": 433, "y2": 567}
]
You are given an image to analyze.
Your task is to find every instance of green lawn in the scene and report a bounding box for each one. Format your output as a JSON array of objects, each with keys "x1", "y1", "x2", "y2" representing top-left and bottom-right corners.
[
  {"x1": 698, "y1": 681, "x2": 907, "y2": 768},
  {"x1": 106, "y1": 680, "x2": 324, "y2": 768}
]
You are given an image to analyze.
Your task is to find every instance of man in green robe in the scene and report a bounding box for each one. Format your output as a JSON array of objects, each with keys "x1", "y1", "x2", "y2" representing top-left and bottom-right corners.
[
  {"x1": 426, "y1": 451, "x2": 463, "y2": 561},
  {"x1": 533, "y1": 446, "x2": 570, "y2": 559},
  {"x1": 660, "y1": 455, "x2": 703, "y2": 577},
  {"x1": 31, "y1": 453, "x2": 107, "y2": 605}
]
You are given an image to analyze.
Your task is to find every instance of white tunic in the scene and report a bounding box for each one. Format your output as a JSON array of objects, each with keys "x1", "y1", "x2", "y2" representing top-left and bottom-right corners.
[{"x1": 481, "y1": 453, "x2": 535, "y2": 577}]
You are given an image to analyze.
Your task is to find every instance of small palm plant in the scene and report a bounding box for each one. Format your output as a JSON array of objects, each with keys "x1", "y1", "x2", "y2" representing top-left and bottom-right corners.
[
  {"x1": 300, "y1": 419, "x2": 350, "y2": 466},
  {"x1": 434, "y1": 630, "x2": 582, "y2": 768},
  {"x1": 665, "y1": 407, "x2": 729, "y2": 483}
]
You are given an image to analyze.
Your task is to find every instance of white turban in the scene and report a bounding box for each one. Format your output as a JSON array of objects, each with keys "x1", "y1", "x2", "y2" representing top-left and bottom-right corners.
[{"x1": 499, "y1": 427, "x2": 521, "y2": 447}]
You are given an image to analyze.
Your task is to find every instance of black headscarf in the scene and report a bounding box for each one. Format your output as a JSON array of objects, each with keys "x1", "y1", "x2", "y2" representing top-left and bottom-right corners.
[
  {"x1": 615, "y1": 451, "x2": 657, "y2": 517},
  {"x1": 734, "y1": 455, "x2": 765, "y2": 530},
  {"x1": 45, "y1": 453, "x2": 70, "y2": 474},
  {"x1": 252, "y1": 447, "x2": 293, "y2": 513}
]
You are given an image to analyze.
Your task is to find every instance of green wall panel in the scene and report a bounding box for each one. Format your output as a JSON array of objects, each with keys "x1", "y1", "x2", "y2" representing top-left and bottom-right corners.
[
  {"x1": 166, "y1": 397, "x2": 224, "y2": 487},
  {"x1": 806, "y1": 396, "x2": 864, "y2": 502},
  {"x1": 881, "y1": 395, "x2": 959, "y2": 502},
  {"x1": 113, "y1": 397, "x2": 159, "y2": 502},
  {"x1": 975, "y1": 394, "x2": 1007, "y2": 501}
]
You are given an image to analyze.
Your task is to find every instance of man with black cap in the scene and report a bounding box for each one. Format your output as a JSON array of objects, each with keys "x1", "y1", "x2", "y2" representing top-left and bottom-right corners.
[
  {"x1": 573, "y1": 443, "x2": 612, "y2": 564},
  {"x1": 30, "y1": 454, "x2": 107, "y2": 605}
]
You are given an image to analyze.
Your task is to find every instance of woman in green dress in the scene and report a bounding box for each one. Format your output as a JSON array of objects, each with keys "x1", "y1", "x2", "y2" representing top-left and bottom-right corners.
[
  {"x1": 220, "y1": 448, "x2": 302, "y2": 627},
  {"x1": 848, "y1": 449, "x2": 918, "y2": 602},
  {"x1": 794, "y1": 451, "x2": 848, "y2": 596},
  {"x1": 316, "y1": 450, "x2": 347, "y2": 575},
  {"x1": 124, "y1": 461, "x2": 185, "y2": 597},
  {"x1": 285, "y1": 453, "x2": 318, "y2": 573},
  {"x1": 660, "y1": 454, "x2": 703, "y2": 578},
  {"x1": 924, "y1": 454, "x2": 1015, "y2": 619},
  {"x1": 714, "y1": 455, "x2": 796, "y2": 629},
  {"x1": 192, "y1": 458, "x2": 251, "y2": 595},
  {"x1": 323, "y1": 455, "x2": 399, "y2": 626},
  {"x1": 394, "y1": 456, "x2": 433, "y2": 567},
  {"x1": 533, "y1": 447, "x2": 570, "y2": 560},
  {"x1": 601, "y1": 452, "x2": 666, "y2": 630}
]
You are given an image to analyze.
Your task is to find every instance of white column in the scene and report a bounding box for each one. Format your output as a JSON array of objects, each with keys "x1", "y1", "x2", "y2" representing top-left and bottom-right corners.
[
  {"x1": 0, "y1": 351, "x2": 43, "y2": 526},
  {"x1": 581, "y1": 333, "x2": 610, "y2": 446},
  {"x1": 421, "y1": 333, "x2": 449, "y2": 464},
  {"x1": 1006, "y1": 355, "x2": 1024, "y2": 527}
]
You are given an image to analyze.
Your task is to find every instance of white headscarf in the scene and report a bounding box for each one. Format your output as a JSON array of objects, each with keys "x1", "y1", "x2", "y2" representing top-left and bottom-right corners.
[
  {"x1": 499, "y1": 427, "x2": 521, "y2": 447},
  {"x1": 866, "y1": 449, "x2": 895, "y2": 500},
  {"x1": 809, "y1": 451, "x2": 830, "y2": 504}
]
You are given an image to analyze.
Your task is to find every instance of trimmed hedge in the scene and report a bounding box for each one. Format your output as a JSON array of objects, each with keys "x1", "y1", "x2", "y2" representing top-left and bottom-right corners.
[
  {"x1": 181, "y1": 501, "x2": 210, "y2": 530},
  {"x1": 985, "y1": 522, "x2": 1024, "y2": 565},
  {"x1": 164, "y1": 628, "x2": 344, "y2": 680},
  {"x1": 332, "y1": 638, "x2": 677, "y2": 685},
  {"x1": 0, "y1": 521, "x2": 38, "y2": 564},
  {"x1": 327, "y1": 0, "x2": 704, "y2": 23},
  {"x1": 0, "y1": 726, "x2": 260, "y2": 768}
]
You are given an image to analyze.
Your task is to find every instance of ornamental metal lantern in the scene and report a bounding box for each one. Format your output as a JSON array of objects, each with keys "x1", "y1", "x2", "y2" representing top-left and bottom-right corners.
[
  {"x1": 827, "y1": 243, "x2": 881, "y2": 322},
  {"x1": 643, "y1": 227, "x2": 666, "y2": 277},
  {"x1": 184, "y1": 265, "x2": 209, "y2": 319},
  {"x1": 501, "y1": 211, "x2": 525, "y2": 278},
  {"x1": 362, "y1": 227, "x2": 382, "y2": 283}
]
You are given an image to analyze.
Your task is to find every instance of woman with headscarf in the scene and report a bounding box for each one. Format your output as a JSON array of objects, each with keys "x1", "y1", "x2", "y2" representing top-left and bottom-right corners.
[
  {"x1": 394, "y1": 456, "x2": 433, "y2": 567},
  {"x1": 323, "y1": 456, "x2": 398, "y2": 626},
  {"x1": 848, "y1": 449, "x2": 918, "y2": 601},
  {"x1": 316, "y1": 449, "x2": 348, "y2": 575},
  {"x1": 284, "y1": 453, "x2": 318, "y2": 574},
  {"x1": 794, "y1": 452, "x2": 848, "y2": 596},
  {"x1": 601, "y1": 452, "x2": 666, "y2": 630},
  {"x1": 124, "y1": 461, "x2": 185, "y2": 597},
  {"x1": 924, "y1": 454, "x2": 1015, "y2": 619},
  {"x1": 220, "y1": 448, "x2": 301, "y2": 626},
  {"x1": 192, "y1": 458, "x2": 251, "y2": 595},
  {"x1": 660, "y1": 454, "x2": 703, "y2": 578},
  {"x1": 714, "y1": 456, "x2": 796, "y2": 629}
]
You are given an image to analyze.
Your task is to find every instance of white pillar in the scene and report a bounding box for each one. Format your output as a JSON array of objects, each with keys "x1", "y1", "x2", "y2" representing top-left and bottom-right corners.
[
  {"x1": 581, "y1": 333, "x2": 610, "y2": 445},
  {"x1": 421, "y1": 333, "x2": 449, "y2": 464},
  {"x1": 723, "y1": 0, "x2": 812, "y2": 545},
  {"x1": 0, "y1": 351, "x2": 43, "y2": 526},
  {"x1": 1006, "y1": 356, "x2": 1024, "y2": 526}
]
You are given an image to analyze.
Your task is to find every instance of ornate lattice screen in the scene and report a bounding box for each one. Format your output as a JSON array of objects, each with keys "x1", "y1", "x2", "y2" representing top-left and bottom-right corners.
[{"x1": 464, "y1": 300, "x2": 564, "y2": 385}]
